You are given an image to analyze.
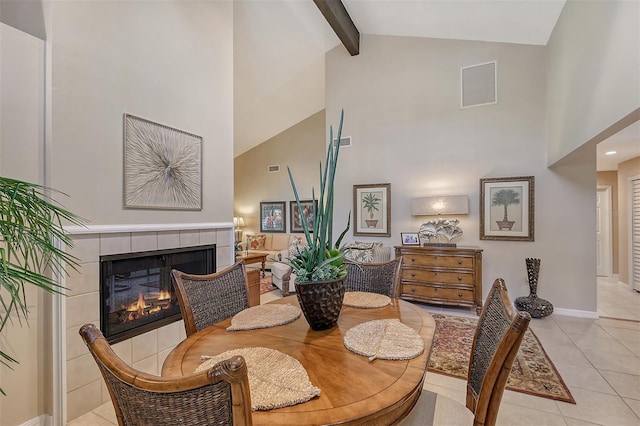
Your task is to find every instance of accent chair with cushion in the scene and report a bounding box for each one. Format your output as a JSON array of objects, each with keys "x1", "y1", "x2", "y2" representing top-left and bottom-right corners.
[
  {"x1": 345, "y1": 257, "x2": 403, "y2": 298},
  {"x1": 172, "y1": 261, "x2": 250, "y2": 337},
  {"x1": 402, "y1": 278, "x2": 531, "y2": 426},
  {"x1": 79, "y1": 323, "x2": 253, "y2": 426},
  {"x1": 343, "y1": 241, "x2": 392, "y2": 263}
]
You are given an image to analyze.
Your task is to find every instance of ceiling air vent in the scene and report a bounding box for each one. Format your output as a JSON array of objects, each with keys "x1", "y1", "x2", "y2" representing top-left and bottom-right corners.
[
  {"x1": 461, "y1": 61, "x2": 497, "y2": 108},
  {"x1": 333, "y1": 136, "x2": 351, "y2": 147},
  {"x1": 267, "y1": 165, "x2": 280, "y2": 173}
]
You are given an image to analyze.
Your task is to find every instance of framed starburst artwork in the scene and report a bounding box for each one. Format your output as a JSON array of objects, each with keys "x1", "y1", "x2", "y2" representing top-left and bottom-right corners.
[{"x1": 123, "y1": 114, "x2": 202, "y2": 210}]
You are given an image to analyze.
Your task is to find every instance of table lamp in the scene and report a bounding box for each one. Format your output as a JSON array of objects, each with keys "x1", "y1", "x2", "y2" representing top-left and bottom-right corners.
[{"x1": 233, "y1": 217, "x2": 245, "y2": 252}]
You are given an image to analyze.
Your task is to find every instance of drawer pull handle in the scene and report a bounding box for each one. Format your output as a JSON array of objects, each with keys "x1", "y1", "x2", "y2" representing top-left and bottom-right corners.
[
  {"x1": 410, "y1": 273, "x2": 416, "y2": 277},
  {"x1": 458, "y1": 259, "x2": 463, "y2": 265},
  {"x1": 458, "y1": 292, "x2": 463, "y2": 298},
  {"x1": 458, "y1": 276, "x2": 463, "y2": 281},
  {"x1": 434, "y1": 288, "x2": 438, "y2": 292},
  {"x1": 410, "y1": 258, "x2": 416, "y2": 263},
  {"x1": 411, "y1": 288, "x2": 416, "y2": 293}
]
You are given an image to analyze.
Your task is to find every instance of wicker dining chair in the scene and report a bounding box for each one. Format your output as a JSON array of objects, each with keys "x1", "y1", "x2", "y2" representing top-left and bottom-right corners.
[
  {"x1": 345, "y1": 257, "x2": 403, "y2": 298},
  {"x1": 172, "y1": 261, "x2": 250, "y2": 337},
  {"x1": 402, "y1": 278, "x2": 531, "y2": 426},
  {"x1": 79, "y1": 323, "x2": 253, "y2": 426}
]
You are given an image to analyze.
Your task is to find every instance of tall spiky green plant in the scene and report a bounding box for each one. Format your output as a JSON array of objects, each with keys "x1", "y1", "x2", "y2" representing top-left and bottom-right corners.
[
  {"x1": 287, "y1": 110, "x2": 350, "y2": 282},
  {"x1": 0, "y1": 177, "x2": 86, "y2": 395}
]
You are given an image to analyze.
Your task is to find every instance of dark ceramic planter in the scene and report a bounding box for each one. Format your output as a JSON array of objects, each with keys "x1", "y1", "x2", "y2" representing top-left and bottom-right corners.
[
  {"x1": 295, "y1": 276, "x2": 346, "y2": 331},
  {"x1": 515, "y1": 258, "x2": 554, "y2": 318}
]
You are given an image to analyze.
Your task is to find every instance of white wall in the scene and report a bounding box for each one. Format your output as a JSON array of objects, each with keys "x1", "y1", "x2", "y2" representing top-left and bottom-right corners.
[
  {"x1": 235, "y1": 111, "x2": 326, "y2": 233},
  {"x1": 46, "y1": 0, "x2": 234, "y2": 225},
  {"x1": 0, "y1": 23, "x2": 48, "y2": 426},
  {"x1": 546, "y1": 0, "x2": 640, "y2": 166},
  {"x1": 0, "y1": 1, "x2": 234, "y2": 423},
  {"x1": 326, "y1": 34, "x2": 596, "y2": 313}
]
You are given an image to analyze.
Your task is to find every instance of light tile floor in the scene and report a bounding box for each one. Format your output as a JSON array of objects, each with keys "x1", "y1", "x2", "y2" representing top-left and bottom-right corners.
[
  {"x1": 69, "y1": 277, "x2": 640, "y2": 425},
  {"x1": 598, "y1": 276, "x2": 640, "y2": 321}
]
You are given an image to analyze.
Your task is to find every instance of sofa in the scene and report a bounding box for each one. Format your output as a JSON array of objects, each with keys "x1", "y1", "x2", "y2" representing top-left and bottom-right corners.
[{"x1": 240, "y1": 233, "x2": 293, "y2": 270}]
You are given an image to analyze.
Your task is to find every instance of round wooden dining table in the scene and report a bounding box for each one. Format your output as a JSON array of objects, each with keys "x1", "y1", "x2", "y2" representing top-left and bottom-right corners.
[{"x1": 162, "y1": 295, "x2": 435, "y2": 425}]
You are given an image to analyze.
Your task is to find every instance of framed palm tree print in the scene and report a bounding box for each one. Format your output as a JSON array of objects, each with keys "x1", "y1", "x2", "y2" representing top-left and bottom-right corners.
[
  {"x1": 480, "y1": 176, "x2": 534, "y2": 241},
  {"x1": 353, "y1": 183, "x2": 391, "y2": 237}
]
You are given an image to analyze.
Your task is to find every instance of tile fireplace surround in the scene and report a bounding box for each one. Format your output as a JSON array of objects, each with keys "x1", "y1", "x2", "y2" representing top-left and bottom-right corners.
[{"x1": 62, "y1": 223, "x2": 233, "y2": 422}]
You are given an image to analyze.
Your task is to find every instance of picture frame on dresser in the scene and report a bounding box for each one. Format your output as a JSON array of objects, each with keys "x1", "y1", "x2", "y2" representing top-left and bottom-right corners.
[
  {"x1": 353, "y1": 183, "x2": 391, "y2": 237},
  {"x1": 480, "y1": 176, "x2": 534, "y2": 241},
  {"x1": 259, "y1": 201, "x2": 286, "y2": 233},
  {"x1": 401, "y1": 232, "x2": 420, "y2": 246}
]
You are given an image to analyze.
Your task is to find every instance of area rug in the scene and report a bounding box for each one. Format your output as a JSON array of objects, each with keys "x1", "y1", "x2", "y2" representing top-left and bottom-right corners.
[
  {"x1": 428, "y1": 313, "x2": 575, "y2": 404},
  {"x1": 260, "y1": 272, "x2": 278, "y2": 294}
]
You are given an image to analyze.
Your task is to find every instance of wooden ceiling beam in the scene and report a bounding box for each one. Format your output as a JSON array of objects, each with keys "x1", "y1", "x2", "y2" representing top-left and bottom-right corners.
[{"x1": 313, "y1": 0, "x2": 360, "y2": 56}]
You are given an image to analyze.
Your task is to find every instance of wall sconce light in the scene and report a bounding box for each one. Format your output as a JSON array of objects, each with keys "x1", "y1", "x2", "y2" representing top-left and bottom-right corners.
[
  {"x1": 233, "y1": 217, "x2": 245, "y2": 252},
  {"x1": 411, "y1": 195, "x2": 468, "y2": 247},
  {"x1": 411, "y1": 195, "x2": 469, "y2": 216}
]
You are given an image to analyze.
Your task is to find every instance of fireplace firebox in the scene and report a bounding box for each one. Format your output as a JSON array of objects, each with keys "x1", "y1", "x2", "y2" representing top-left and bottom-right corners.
[{"x1": 100, "y1": 245, "x2": 215, "y2": 343}]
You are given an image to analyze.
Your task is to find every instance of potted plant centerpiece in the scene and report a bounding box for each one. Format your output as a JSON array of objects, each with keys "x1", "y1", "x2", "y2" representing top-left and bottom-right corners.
[{"x1": 287, "y1": 111, "x2": 350, "y2": 330}]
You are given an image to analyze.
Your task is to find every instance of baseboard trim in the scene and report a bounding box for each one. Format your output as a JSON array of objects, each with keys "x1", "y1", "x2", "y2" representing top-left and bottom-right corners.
[
  {"x1": 552, "y1": 308, "x2": 599, "y2": 319},
  {"x1": 18, "y1": 414, "x2": 50, "y2": 426}
]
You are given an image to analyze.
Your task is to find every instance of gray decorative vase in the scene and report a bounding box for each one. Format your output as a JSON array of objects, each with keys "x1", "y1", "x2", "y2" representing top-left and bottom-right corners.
[
  {"x1": 514, "y1": 258, "x2": 554, "y2": 318},
  {"x1": 295, "y1": 276, "x2": 346, "y2": 331}
]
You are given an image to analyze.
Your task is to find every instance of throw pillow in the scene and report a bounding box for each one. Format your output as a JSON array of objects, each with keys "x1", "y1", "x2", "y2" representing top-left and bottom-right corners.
[
  {"x1": 354, "y1": 241, "x2": 383, "y2": 248},
  {"x1": 342, "y1": 241, "x2": 383, "y2": 263},
  {"x1": 288, "y1": 235, "x2": 308, "y2": 258},
  {"x1": 246, "y1": 234, "x2": 267, "y2": 250}
]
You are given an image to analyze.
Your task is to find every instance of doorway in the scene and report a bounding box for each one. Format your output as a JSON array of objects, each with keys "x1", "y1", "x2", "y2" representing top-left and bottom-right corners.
[{"x1": 595, "y1": 113, "x2": 640, "y2": 321}]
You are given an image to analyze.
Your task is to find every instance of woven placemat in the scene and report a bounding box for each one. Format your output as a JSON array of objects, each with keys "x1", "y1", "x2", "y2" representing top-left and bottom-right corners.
[
  {"x1": 344, "y1": 319, "x2": 424, "y2": 362},
  {"x1": 196, "y1": 347, "x2": 321, "y2": 411},
  {"x1": 343, "y1": 291, "x2": 391, "y2": 308},
  {"x1": 227, "y1": 304, "x2": 301, "y2": 331}
]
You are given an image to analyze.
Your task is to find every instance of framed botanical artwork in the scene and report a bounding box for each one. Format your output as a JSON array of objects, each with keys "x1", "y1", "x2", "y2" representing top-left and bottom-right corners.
[
  {"x1": 290, "y1": 200, "x2": 317, "y2": 233},
  {"x1": 353, "y1": 183, "x2": 391, "y2": 237},
  {"x1": 480, "y1": 176, "x2": 534, "y2": 241},
  {"x1": 260, "y1": 201, "x2": 286, "y2": 233},
  {"x1": 401, "y1": 232, "x2": 420, "y2": 246},
  {"x1": 123, "y1": 114, "x2": 202, "y2": 210}
]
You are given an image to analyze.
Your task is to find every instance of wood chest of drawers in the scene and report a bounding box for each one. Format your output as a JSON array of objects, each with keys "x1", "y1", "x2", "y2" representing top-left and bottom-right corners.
[{"x1": 394, "y1": 246, "x2": 483, "y2": 313}]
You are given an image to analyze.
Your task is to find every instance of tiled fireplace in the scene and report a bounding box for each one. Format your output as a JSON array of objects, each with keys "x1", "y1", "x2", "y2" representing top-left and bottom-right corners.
[{"x1": 63, "y1": 224, "x2": 233, "y2": 421}]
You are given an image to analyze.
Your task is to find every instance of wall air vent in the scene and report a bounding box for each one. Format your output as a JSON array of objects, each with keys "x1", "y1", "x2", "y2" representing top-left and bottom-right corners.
[
  {"x1": 268, "y1": 165, "x2": 280, "y2": 173},
  {"x1": 461, "y1": 61, "x2": 497, "y2": 108},
  {"x1": 333, "y1": 136, "x2": 352, "y2": 147}
]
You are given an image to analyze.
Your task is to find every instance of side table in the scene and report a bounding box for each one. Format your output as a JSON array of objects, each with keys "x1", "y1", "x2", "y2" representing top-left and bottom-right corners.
[{"x1": 236, "y1": 252, "x2": 268, "y2": 277}]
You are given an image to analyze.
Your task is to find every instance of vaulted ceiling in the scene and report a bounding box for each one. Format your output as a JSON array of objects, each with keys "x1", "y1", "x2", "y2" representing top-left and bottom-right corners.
[{"x1": 233, "y1": 0, "x2": 639, "y2": 170}]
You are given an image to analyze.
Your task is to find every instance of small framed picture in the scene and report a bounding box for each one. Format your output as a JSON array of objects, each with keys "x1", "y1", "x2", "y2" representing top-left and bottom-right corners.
[
  {"x1": 259, "y1": 201, "x2": 286, "y2": 233},
  {"x1": 401, "y1": 232, "x2": 420, "y2": 246}
]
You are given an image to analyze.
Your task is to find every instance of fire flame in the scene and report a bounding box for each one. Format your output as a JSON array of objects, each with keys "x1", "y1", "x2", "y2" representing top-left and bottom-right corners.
[
  {"x1": 127, "y1": 293, "x2": 149, "y2": 312},
  {"x1": 121, "y1": 290, "x2": 173, "y2": 324}
]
